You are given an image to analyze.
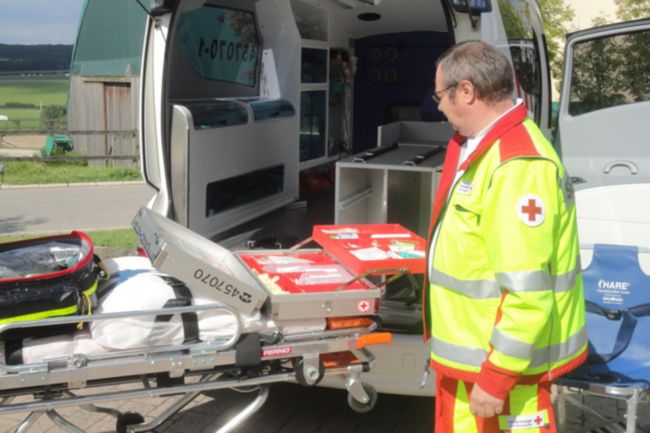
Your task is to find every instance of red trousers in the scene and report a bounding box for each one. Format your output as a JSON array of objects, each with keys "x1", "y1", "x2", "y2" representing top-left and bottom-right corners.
[{"x1": 434, "y1": 374, "x2": 556, "y2": 433}]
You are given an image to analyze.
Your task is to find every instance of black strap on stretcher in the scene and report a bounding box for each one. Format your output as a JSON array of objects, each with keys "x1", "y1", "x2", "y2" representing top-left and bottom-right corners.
[
  {"x1": 352, "y1": 142, "x2": 399, "y2": 163},
  {"x1": 155, "y1": 276, "x2": 200, "y2": 344},
  {"x1": 402, "y1": 145, "x2": 444, "y2": 166},
  {"x1": 235, "y1": 333, "x2": 262, "y2": 368},
  {"x1": 585, "y1": 300, "x2": 650, "y2": 364},
  {"x1": 153, "y1": 276, "x2": 263, "y2": 368}
]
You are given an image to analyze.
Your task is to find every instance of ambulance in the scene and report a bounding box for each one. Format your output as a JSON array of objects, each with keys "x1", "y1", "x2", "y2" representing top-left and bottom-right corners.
[{"x1": 137, "y1": 0, "x2": 650, "y2": 397}]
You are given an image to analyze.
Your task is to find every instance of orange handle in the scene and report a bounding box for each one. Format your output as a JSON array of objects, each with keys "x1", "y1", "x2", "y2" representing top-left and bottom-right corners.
[{"x1": 356, "y1": 332, "x2": 392, "y2": 349}]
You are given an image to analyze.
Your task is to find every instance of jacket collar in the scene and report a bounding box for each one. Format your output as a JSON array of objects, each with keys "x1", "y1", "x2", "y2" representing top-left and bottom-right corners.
[{"x1": 428, "y1": 103, "x2": 529, "y2": 236}]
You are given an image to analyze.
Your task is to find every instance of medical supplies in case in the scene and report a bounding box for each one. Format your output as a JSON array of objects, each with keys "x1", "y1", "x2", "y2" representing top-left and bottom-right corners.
[
  {"x1": 312, "y1": 224, "x2": 427, "y2": 275},
  {"x1": 132, "y1": 209, "x2": 385, "y2": 322},
  {"x1": 235, "y1": 249, "x2": 377, "y2": 320},
  {"x1": 0, "y1": 231, "x2": 101, "y2": 328}
]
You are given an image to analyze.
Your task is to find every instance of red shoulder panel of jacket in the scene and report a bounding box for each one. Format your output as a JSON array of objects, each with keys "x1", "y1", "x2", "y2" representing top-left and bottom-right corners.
[{"x1": 498, "y1": 122, "x2": 539, "y2": 163}]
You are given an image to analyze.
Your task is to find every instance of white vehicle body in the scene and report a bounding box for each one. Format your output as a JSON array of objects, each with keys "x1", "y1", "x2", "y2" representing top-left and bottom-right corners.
[{"x1": 138, "y1": 0, "x2": 649, "y2": 397}]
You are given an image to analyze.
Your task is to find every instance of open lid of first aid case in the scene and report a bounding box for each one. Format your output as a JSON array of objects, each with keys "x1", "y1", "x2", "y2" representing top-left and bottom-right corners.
[
  {"x1": 312, "y1": 224, "x2": 427, "y2": 275},
  {"x1": 132, "y1": 208, "x2": 425, "y2": 320}
]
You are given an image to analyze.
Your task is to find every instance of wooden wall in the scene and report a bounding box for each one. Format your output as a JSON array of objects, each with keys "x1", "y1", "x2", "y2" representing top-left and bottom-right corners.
[{"x1": 67, "y1": 75, "x2": 140, "y2": 167}]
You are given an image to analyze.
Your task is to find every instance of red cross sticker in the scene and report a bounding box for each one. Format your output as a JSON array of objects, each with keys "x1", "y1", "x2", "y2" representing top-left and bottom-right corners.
[
  {"x1": 517, "y1": 194, "x2": 545, "y2": 227},
  {"x1": 358, "y1": 300, "x2": 371, "y2": 313},
  {"x1": 534, "y1": 415, "x2": 544, "y2": 425}
]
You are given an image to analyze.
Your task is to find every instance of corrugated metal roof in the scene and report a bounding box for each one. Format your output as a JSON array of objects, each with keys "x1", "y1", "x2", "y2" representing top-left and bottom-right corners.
[{"x1": 70, "y1": 0, "x2": 147, "y2": 77}]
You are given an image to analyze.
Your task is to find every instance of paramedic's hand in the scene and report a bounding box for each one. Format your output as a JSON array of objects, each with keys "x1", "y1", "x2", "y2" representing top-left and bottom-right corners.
[{"x1": 470, "y1": 383, "x2": 505, "y2": 418}]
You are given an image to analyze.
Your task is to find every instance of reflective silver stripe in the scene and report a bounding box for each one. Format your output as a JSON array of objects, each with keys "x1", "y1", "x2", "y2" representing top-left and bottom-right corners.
[
  {"x1": 553, "y1": 266, "x2": 580, "y2": 293},
  {"x1": 431, "y1": 337, "x2": 487, "y2": 367},
  {"x1": 433, "y1": 261, "x2": 580, "y2": 298},
  {"x1": 496, "y1": 270, "x2": 552, "y2": 292},
  {"x1": 430, "y1": 269, "x2": 501, "y2": 299},
  {"x1": 530, "y1": 327, "x2": 588, "y2": 369},
  {"x1": 492, "y1": 328, "x2": 587, "y2": 368},
  {"x1": 432, "y1": 327, "x2": 587, "y2": 370},
  {"x1": 490, "y1": 329, "x2": 534, "y2": 360},
  {"x1": 497, "y1": 266, "x2": 581, "y2": 293}
]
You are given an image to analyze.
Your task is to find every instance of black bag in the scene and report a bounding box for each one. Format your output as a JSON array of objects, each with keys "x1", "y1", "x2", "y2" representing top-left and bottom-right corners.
[{"x1": 0, "y1": 231, "x2": 103, "y2": 334}]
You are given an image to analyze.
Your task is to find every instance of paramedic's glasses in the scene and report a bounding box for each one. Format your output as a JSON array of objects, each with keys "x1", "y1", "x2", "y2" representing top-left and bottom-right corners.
[{"x1": 432, "y1": 84, "x2": 457, "y2": 104}]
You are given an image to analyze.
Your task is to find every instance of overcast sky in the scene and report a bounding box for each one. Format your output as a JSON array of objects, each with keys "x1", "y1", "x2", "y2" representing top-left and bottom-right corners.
[{"x1": 0, "y1": 0, "x2": 84, "y2": 45}]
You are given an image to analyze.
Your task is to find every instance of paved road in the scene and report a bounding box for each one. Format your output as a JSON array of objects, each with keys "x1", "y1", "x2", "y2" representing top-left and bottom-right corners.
[{"x1": 0, "y1": 182, "x2": 155, "y2": 235}]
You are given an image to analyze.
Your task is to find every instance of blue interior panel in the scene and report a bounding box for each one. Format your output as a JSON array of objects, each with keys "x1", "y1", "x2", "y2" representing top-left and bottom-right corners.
[{"x1": 352, "y1": 31, "x2": 452, "y2": 152}]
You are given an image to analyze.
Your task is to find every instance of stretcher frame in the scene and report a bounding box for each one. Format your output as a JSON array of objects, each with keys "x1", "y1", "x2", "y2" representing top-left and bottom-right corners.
[
  {"x1": 0, "y1": 208, "x2": 400, "y2": 433},
  {"x1": 0, "y1": 302, "x2": 389, "y2": 433},
  {"x1": 556, "y1": 379, "x2": 650, "y2": 433}
]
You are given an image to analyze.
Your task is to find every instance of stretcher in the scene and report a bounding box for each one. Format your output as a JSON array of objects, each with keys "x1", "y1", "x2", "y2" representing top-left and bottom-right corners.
[
  {"x1": 0, "y1": 208, "x2": 428, "y2": 433},
  {"x1": 557, "y1": 244, "x2": 650, "y2": 433}
]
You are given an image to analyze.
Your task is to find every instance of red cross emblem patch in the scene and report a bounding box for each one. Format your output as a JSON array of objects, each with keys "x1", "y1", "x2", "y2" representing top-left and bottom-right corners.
[
  {"x1": 358, "y1": 300, "x2": 371, "y2": 313},
  {"x1": 517, "y1": 194, "x2": 545, "y2": 227}
]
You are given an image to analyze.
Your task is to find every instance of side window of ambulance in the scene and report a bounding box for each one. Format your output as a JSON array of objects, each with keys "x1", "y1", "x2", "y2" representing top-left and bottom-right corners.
[
  {"x1": 176, "y1": 6, "x2": 261, "y2": 87},
  {"x1": 569, "y1": 29, "x2": 650, "y2": 116},
  {"x1": 498, "y1": 0, "x2": 543, "y2": 122}
]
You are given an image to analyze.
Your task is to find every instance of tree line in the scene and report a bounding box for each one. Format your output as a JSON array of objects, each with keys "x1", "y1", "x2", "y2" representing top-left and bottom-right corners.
[{"x1": 0, "y1": 44, "x2": 73, "y2": 73}]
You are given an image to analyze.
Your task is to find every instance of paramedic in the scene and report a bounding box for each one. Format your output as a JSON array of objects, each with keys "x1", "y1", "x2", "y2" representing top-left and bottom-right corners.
[{"x1": 424, "y1": 41, "x2": 587, "y2": 433}]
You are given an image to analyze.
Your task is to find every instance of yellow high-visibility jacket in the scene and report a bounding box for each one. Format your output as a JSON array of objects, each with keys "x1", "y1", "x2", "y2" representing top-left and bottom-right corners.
[{"x1": 424, "y1": 104, "x2": 587, "y2": 398}]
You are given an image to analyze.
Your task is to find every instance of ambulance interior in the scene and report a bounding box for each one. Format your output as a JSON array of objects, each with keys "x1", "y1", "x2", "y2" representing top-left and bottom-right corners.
[{"x1": 156, "y1": 0, "x2": 455, "y2": 235}]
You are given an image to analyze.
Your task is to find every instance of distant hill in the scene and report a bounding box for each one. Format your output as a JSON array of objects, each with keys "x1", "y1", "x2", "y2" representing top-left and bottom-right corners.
[{"x1": 0, "y1": 44, "x2": 73, "y2": 73}]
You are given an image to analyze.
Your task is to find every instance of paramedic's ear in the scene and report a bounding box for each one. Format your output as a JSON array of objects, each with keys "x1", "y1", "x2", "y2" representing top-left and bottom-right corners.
[{"x1": 457, "y1": 80, "x2": 476, "y2": 104}]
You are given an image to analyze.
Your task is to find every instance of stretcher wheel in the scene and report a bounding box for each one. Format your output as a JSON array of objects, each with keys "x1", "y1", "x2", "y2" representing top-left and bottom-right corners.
[
  {"x1": 347, "y1": 383, "x2": 378, "y2": 413},
  {"x1": 116, "y1": 412, "x2": 145, "y2": 433},
  {"x1": 295, "y1": 359, "x2": 325, "y2": 386}
]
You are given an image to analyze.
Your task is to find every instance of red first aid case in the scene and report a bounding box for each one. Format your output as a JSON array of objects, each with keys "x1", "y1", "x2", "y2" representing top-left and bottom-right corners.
[{"x1": 312, "y1": 224, "x2": 427, "y2": 275}]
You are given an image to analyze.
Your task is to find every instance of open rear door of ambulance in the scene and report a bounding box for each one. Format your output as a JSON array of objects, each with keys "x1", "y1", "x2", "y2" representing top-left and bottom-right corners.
[{"x1": 557, "y1": 19, "x2": 650, "y2": 191}]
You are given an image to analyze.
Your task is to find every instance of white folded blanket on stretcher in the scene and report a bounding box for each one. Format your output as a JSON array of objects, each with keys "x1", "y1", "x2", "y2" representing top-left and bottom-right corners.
[
  {"x1": 91, "y1": 256, "x2": 239, "y2": 350},
  {"x1": 20, "y1": 330, "x2": 105, "y2": 363}
]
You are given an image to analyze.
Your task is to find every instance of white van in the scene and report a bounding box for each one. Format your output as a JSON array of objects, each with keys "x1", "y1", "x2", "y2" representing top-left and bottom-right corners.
[{"x1": 138, "y1": 0, "x2": 649, "y2": 397}]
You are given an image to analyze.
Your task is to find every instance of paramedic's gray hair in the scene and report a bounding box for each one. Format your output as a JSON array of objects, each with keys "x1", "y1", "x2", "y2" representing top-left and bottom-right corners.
[{"x1": 436, "y1": 41, "x2": 514, "y2": 104}]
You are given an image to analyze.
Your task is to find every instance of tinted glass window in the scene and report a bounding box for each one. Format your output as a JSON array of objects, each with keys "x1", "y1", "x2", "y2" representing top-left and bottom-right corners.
[
  {"x1": 498, "y1": 0, "x2": 542, "y2": 121},
  {"x1": 569, "y1": 29, "x2": 650, "y2": 116},
  {"x1": 300, "y1": 91, "x2": 327, "y2": 161},
  {"x1": 206, "y1": 165, "x2": 284, "y2": 216},
  {"x1": 301, "y1": 48, "x2": 328, "y2": 83},
  {"x1": 176, "y1": 6, "x2": 261, "y2": 87}
]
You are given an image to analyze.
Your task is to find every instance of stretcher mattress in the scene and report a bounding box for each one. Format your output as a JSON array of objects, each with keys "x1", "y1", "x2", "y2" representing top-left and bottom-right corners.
[{"x1": 4, "y1": 255, "x2": 330, "y2": 364}]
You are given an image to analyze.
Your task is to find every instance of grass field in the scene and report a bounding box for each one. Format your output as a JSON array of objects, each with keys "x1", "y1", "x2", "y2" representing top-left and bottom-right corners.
[
  {"x1": 0, "y1": 79, "x2": 68, "y2": 107},
  {"x1": 2, "y1": 160, "x2": 143, "y2": 185},
  {"x1": 0, "y1": 228, "x2": 138, "y2": 251},
  {"x1": 0, "y1": 75, "x2": 68, "y2": 130}
]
